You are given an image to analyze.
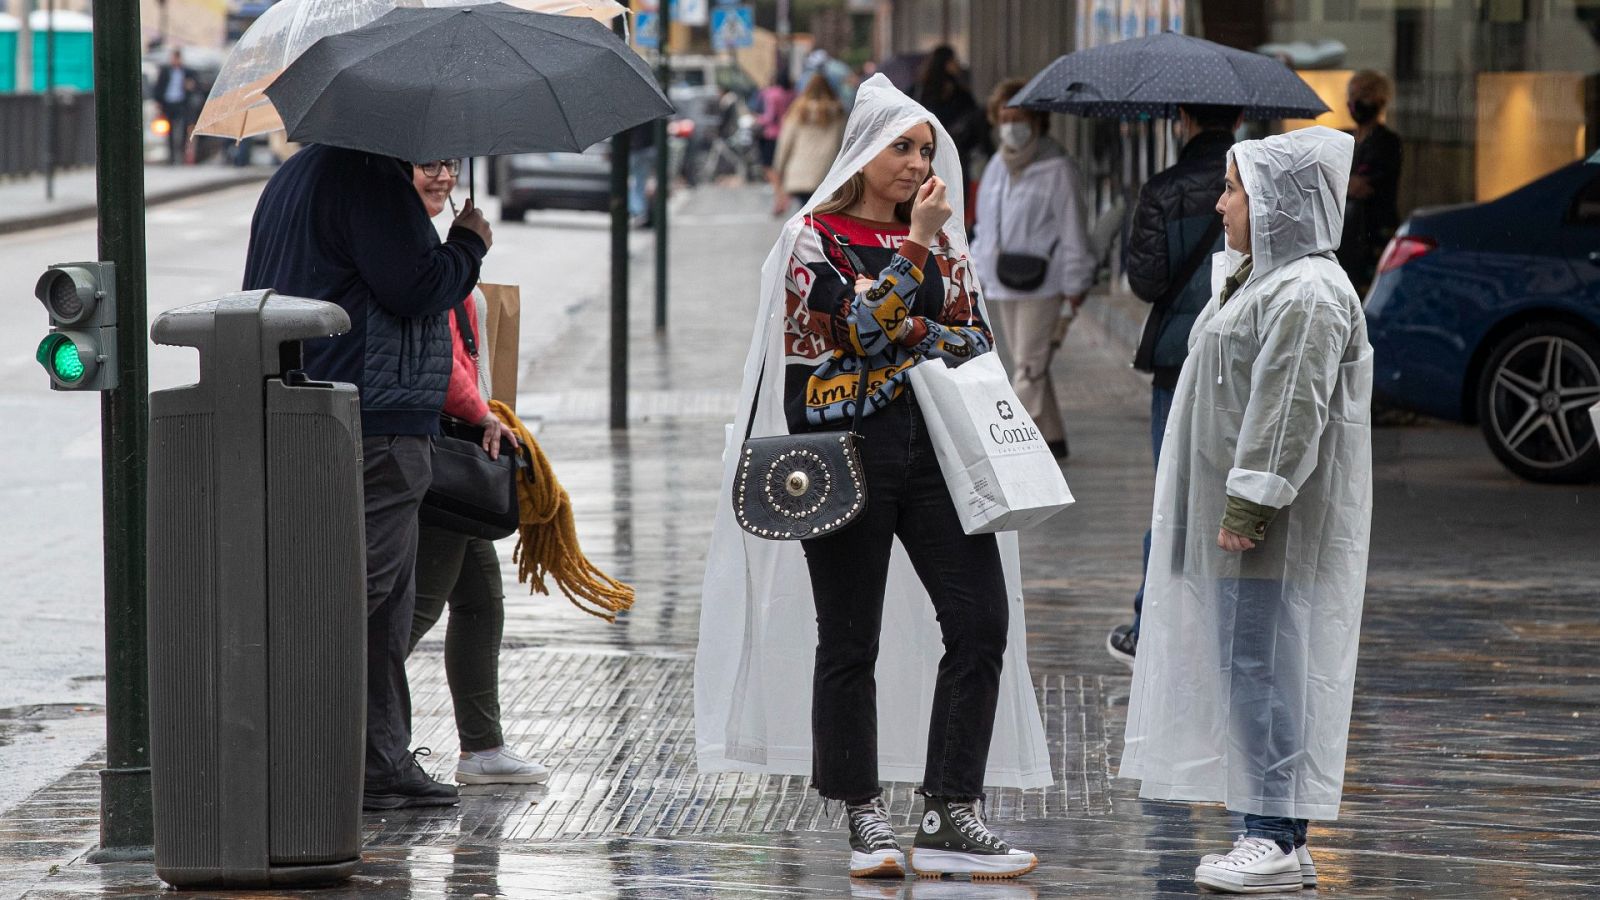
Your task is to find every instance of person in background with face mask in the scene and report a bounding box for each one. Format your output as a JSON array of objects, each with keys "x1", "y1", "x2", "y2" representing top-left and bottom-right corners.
[
  {"x1": 1336, "y1": 70, "x2": 1402, "y2": 295},
  {"x1": 971, "y1": 78, "x2": 1096, "y2": 460}
]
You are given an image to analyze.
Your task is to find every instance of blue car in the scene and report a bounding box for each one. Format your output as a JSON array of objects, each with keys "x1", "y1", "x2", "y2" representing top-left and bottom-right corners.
[{"x1": 1365, "y1": 161, "x2": 1600, "y2": 482}]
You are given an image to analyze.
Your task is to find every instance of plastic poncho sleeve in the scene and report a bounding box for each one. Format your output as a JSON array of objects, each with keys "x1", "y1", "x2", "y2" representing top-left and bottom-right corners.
[{"x1": 1225, "y1": 292, "x2": 1354, "y2": 510}]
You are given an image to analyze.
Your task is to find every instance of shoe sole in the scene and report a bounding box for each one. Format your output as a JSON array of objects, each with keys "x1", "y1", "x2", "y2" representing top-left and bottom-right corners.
[
  {"x1": 911, "y1": 849, "x2": 1038, "y2": 880},
  {"x1": 1105, "y1": 633, "x2": 1135, "y2": 668},
  {"x1": 849, "y1": 850, "x2": 905, "y2": 878},
  {"x1": 1194, "y1": 866, "x2": 1301, "y2": 894},
  {"x1": 456, "y1": 771, "x2": 551, "y2": 785},
  {"x1": 362, "y1": 794, "x2": 461, "y2": 811}
]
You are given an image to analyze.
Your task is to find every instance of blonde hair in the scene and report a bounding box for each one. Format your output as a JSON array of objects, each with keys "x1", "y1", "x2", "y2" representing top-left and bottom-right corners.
[
  {"x1": 786, "y1": 72, "x2": 844, "y2": 128},
  {"x1": 812, "y1": 123, "x2": 937, "y2": 224}
]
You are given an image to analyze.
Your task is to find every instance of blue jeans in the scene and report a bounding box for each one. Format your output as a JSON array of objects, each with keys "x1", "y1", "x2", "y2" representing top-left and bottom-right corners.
[
  {"x1": 1244, "y1": 815, "x2": 1308, "y2": 852},
  {"x1": 1130, "y1": 385, "x2": 1176, "y2": 638},
  {"x1": 628, "y1": 146, "x2": 655, "y2": 218},
  {"x1": 1224, "y1": 578, "x2": 1308, "y2": 850}
]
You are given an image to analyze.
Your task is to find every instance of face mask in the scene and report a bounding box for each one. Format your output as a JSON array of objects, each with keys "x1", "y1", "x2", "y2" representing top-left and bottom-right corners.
[
  {"x1": 998, "y1": 122, "x2": 1034, "y2": 150},
  {"x1": 1349, "y1": 100, "x2": 1380, "y2": 125}
]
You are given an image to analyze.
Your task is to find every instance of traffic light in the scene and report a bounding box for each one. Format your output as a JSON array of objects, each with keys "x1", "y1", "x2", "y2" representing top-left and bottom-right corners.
[{"x1": 34, "y1": 261, "x2": 118, "y2": 391}]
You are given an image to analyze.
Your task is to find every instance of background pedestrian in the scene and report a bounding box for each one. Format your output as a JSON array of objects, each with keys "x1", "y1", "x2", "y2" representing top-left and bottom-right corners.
[
  {"x1": 769, "y1": 72, "x2": 845, "y2": 216},
  {"x1": 154, "y1": 48, "x2": 198, "y2": 165},
  {"x1": 1106, "y1": 103, "x2": 1241, "y2": 667},
  {"x1": 971, "y1": 78, "x2": 1096, "y2": 460},
  {"x1": 404, "y1": 160, "x2": 549, "y2": 788},
  {"x1": 1337, "y1": 70, "x2": 1402, "y2": 295},
  {"x1": 243, "y1": 146, "x2": 493, "y2": 811},
  {"x1": 909, "y1": 46, "x2": 984, "y2": 188},
  {"x1": 753, "y1": 71, "x2": 794, "y2": 174}
]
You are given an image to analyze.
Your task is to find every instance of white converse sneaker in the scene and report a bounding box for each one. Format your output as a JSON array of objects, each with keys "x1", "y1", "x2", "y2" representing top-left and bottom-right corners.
[
  {"x1": 845, "y1": 796, "x2": 905, "y2": 878},
  {"x1": 1194, "y1": 836, "x2": 1301, "y2": 893},
  {"x1": 1296, "y1": 844, "x2": 1316, "y2": 888},
  {"x1": 1203, "y1": 837, "x2": 1316, "y2": 888},
  {"x1": 455, "y1": 747, "x2": 551, "y2": 785},
  {"x1": 910, "y1": 797, "x2": 1037, "y2": 880}
]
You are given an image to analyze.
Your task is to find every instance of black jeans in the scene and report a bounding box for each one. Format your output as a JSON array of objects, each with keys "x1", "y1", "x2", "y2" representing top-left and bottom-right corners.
[
  {"x1": 362, "y1": 435, "x2": 433, "y2": 786},
  {"x1": 801, "y1": 396, "x2": 1009, "y2": 802},
  {"x1": 409, "y1": 526, "x2": 507, "y2": 753}
]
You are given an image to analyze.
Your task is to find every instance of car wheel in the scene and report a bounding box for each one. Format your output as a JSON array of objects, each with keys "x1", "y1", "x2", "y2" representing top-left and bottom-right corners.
[
  {"x1": 499, "y1": 204, "x2": 525, "y2": 223},
  {"x1": 1476, "y1": 321, "x2": 1600, "y2": 483}
]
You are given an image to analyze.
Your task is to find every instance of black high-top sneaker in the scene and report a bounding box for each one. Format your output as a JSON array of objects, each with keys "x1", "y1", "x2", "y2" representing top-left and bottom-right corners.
[
  {"x1": 910, "y1": 796, "x2": 1037, "y2": 879},
  {"x1": 845, "y1": 795, "x2": 905, "y2": 878}
]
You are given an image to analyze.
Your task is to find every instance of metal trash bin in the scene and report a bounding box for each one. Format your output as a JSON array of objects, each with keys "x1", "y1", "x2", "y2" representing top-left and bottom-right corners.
[{"x1": 147, "y1": 291, "x2": 365, "y2": 888}]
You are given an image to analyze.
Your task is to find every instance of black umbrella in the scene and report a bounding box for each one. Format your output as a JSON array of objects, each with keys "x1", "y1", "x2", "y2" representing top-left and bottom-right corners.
[
  {"x1": 1012, "y1": 32, "x2": 1329, "y2": 121},
  {"x1": 264, "y1": 2, "x2": 672, "y2": 164}
]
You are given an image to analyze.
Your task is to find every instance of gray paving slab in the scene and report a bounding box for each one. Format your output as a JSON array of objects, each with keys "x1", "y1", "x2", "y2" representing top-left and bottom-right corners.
[{"x1": 1, "y1": 184, "x2": 1597, "y2": 898}]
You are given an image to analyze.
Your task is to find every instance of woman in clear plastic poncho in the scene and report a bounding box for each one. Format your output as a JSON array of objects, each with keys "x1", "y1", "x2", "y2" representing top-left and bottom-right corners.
[
  {"x1": 1119, "y1": 126, "x2": 1373, "y2": 895},
  {"x1": 694, "y1": 75, "x2": 1050, "y2": 881}
]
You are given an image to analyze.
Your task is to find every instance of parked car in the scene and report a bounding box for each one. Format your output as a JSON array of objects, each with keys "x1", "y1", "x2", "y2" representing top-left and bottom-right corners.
[
  {"x1": 495, "y1": 142, "x2": 613, "y2": 221},
  {"x1": 1365, "y1": 161, "x2": 1600, "y2": 482}
]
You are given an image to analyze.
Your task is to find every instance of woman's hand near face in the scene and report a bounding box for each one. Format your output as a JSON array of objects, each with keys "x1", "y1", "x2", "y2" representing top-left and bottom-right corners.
[{"x1": 909, "y1": 176, "x2": 951, "y2": 246}]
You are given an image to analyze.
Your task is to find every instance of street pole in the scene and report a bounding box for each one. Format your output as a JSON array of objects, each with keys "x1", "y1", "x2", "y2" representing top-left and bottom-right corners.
[
  {"x1": 609, "y1": 15, "x2": 630, "y2": 432},
  {"x1": 652, "y1": 0, "x2": 670, "y2": 332},
  {"x1": 85, "y1": 0, "x2": 153, "y2": 863},
  {"x1": 43, "y1": 0, "x2": 54, "y2": 201}
]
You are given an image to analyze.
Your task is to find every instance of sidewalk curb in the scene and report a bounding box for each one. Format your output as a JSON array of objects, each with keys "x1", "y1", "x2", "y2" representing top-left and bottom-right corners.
[{"x1": 0, "y1": 170, "x2": 273, "y2": 237}]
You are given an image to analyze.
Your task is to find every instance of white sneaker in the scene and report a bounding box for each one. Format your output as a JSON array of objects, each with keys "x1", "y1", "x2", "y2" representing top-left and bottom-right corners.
[
  {"x1": 1194, "y1": 836, "x2": 1301, "y2": 894},
  {"x1": 1203, "y1": 838, "x2": 1316, "y2": 888},
  {"x1": 455, "y1": 747, "x2": 551, "y2": 785}
]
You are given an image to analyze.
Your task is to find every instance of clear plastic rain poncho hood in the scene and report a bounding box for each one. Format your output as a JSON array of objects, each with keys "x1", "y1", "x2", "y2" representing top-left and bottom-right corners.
[
  {"x1": 1120, "y1": 126, "x2": 1375, "y2": 820},
  {"x1": 694, "y1": 74, "x2": 1052, "y2": 788}
]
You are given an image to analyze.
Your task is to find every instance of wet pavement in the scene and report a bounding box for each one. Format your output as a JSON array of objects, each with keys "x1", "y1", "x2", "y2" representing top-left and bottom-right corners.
[{"x1": 3, "y1": 184, "x2": 1599, "y2": 898}]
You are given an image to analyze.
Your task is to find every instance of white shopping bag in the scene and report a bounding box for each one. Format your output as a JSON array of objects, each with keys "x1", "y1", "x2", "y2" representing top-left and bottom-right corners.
[{"x1": 908, "y1": 353, "x2": 1074, "y2": 534}]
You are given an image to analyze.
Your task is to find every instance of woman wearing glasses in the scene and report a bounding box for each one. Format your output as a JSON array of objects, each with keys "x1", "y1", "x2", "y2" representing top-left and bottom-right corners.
[{"x1": 404, "y1": 158, "x2": 550, "y2": 787}]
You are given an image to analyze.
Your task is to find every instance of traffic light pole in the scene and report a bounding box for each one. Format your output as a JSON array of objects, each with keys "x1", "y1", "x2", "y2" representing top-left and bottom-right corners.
[
  {"x1": 609, "y1": 15, "x2": 630, "y2": 431},
  {"x1": 652, "y1": 0, "x2": 670, "y2": 332},
  {"x1": 86, "y1": 1, "x2": 153, "y2": 862}
]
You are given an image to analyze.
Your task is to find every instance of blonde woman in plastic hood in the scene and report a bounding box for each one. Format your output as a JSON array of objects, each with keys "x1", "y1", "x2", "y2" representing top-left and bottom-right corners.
[
  {"x1": 694, "y1": 75, "x2": 1049, "y2": 881},
  {"x1": 1119, "y1": 126, "x2": 1374, "y2": 895}
]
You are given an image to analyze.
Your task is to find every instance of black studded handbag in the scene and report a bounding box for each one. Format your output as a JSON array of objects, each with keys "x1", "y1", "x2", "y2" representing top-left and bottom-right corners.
[{"x1": 733, "y1": 363, "x2": 869, "y2": 541}]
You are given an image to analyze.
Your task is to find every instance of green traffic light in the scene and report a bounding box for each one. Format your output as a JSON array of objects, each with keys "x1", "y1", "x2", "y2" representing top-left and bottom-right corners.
[{"x1": 35, "y1": 334, "x2": 85, "y2": 385}]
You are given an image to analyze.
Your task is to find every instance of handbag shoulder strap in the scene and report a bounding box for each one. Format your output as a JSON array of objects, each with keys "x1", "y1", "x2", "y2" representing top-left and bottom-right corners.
[{"x1": 452, "y1": 302, "x2": 478, "y2": 359}]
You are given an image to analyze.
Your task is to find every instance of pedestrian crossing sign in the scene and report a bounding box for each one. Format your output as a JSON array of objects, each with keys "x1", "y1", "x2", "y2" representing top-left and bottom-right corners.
[{"x1": 711, "y1": 4, "x2": 753, "y2": 50}]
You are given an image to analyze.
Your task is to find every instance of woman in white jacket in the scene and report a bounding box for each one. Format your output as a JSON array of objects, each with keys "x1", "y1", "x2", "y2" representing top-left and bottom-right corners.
[
  {"x1": 1120, "y1": 126, "x2": 1373, "y2": 895},
  {"x1": 971, "y1": 79, "x2": 1097, "y2": 460}
]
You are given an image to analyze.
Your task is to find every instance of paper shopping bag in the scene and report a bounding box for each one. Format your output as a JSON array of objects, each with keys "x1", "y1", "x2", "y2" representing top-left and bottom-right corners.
[
  {"x1": 908, "y1": 353, "x2": 1074, "y2": 534},
  {"x1": 480, "y1": 282, "x2": 521, "y2": 412}
]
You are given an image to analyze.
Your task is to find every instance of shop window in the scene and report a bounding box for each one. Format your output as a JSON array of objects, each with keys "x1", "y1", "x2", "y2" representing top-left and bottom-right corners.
[
  {"x1": 1475, "y1": 72, "x2": 1590, "y2": 201},
  {"x1": 1283, "y1": 70, "x2": 1357, "y2": 131}
]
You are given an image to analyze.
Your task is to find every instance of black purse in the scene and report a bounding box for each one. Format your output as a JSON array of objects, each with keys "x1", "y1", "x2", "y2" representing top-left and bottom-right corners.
[
  {"x1": 993, "y1": 178, "x2": 1058, "y2": 292},
  {"x1": 733, "y1": 218, "x2": 871, "y2": 541},
  {"x1": 418, "y1": 304, "x2": 529, "y2": 541}
]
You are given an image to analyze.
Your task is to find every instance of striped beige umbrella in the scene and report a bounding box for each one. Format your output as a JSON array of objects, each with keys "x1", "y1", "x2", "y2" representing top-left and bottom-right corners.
[{"x1": 194, "y1": 0, "x2": 625, "y2": 141}]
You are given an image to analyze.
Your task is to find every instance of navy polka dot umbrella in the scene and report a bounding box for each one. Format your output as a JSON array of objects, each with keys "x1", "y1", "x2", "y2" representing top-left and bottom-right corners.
[{"x1": 1011, "y1": 32, "x2": 1329, "y2": 121}]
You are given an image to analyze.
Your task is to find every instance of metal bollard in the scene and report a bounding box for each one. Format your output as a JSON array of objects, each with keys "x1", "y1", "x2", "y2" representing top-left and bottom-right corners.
[{"x1": 146, "y1": 291, "x2": 365, "y2": 888}]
